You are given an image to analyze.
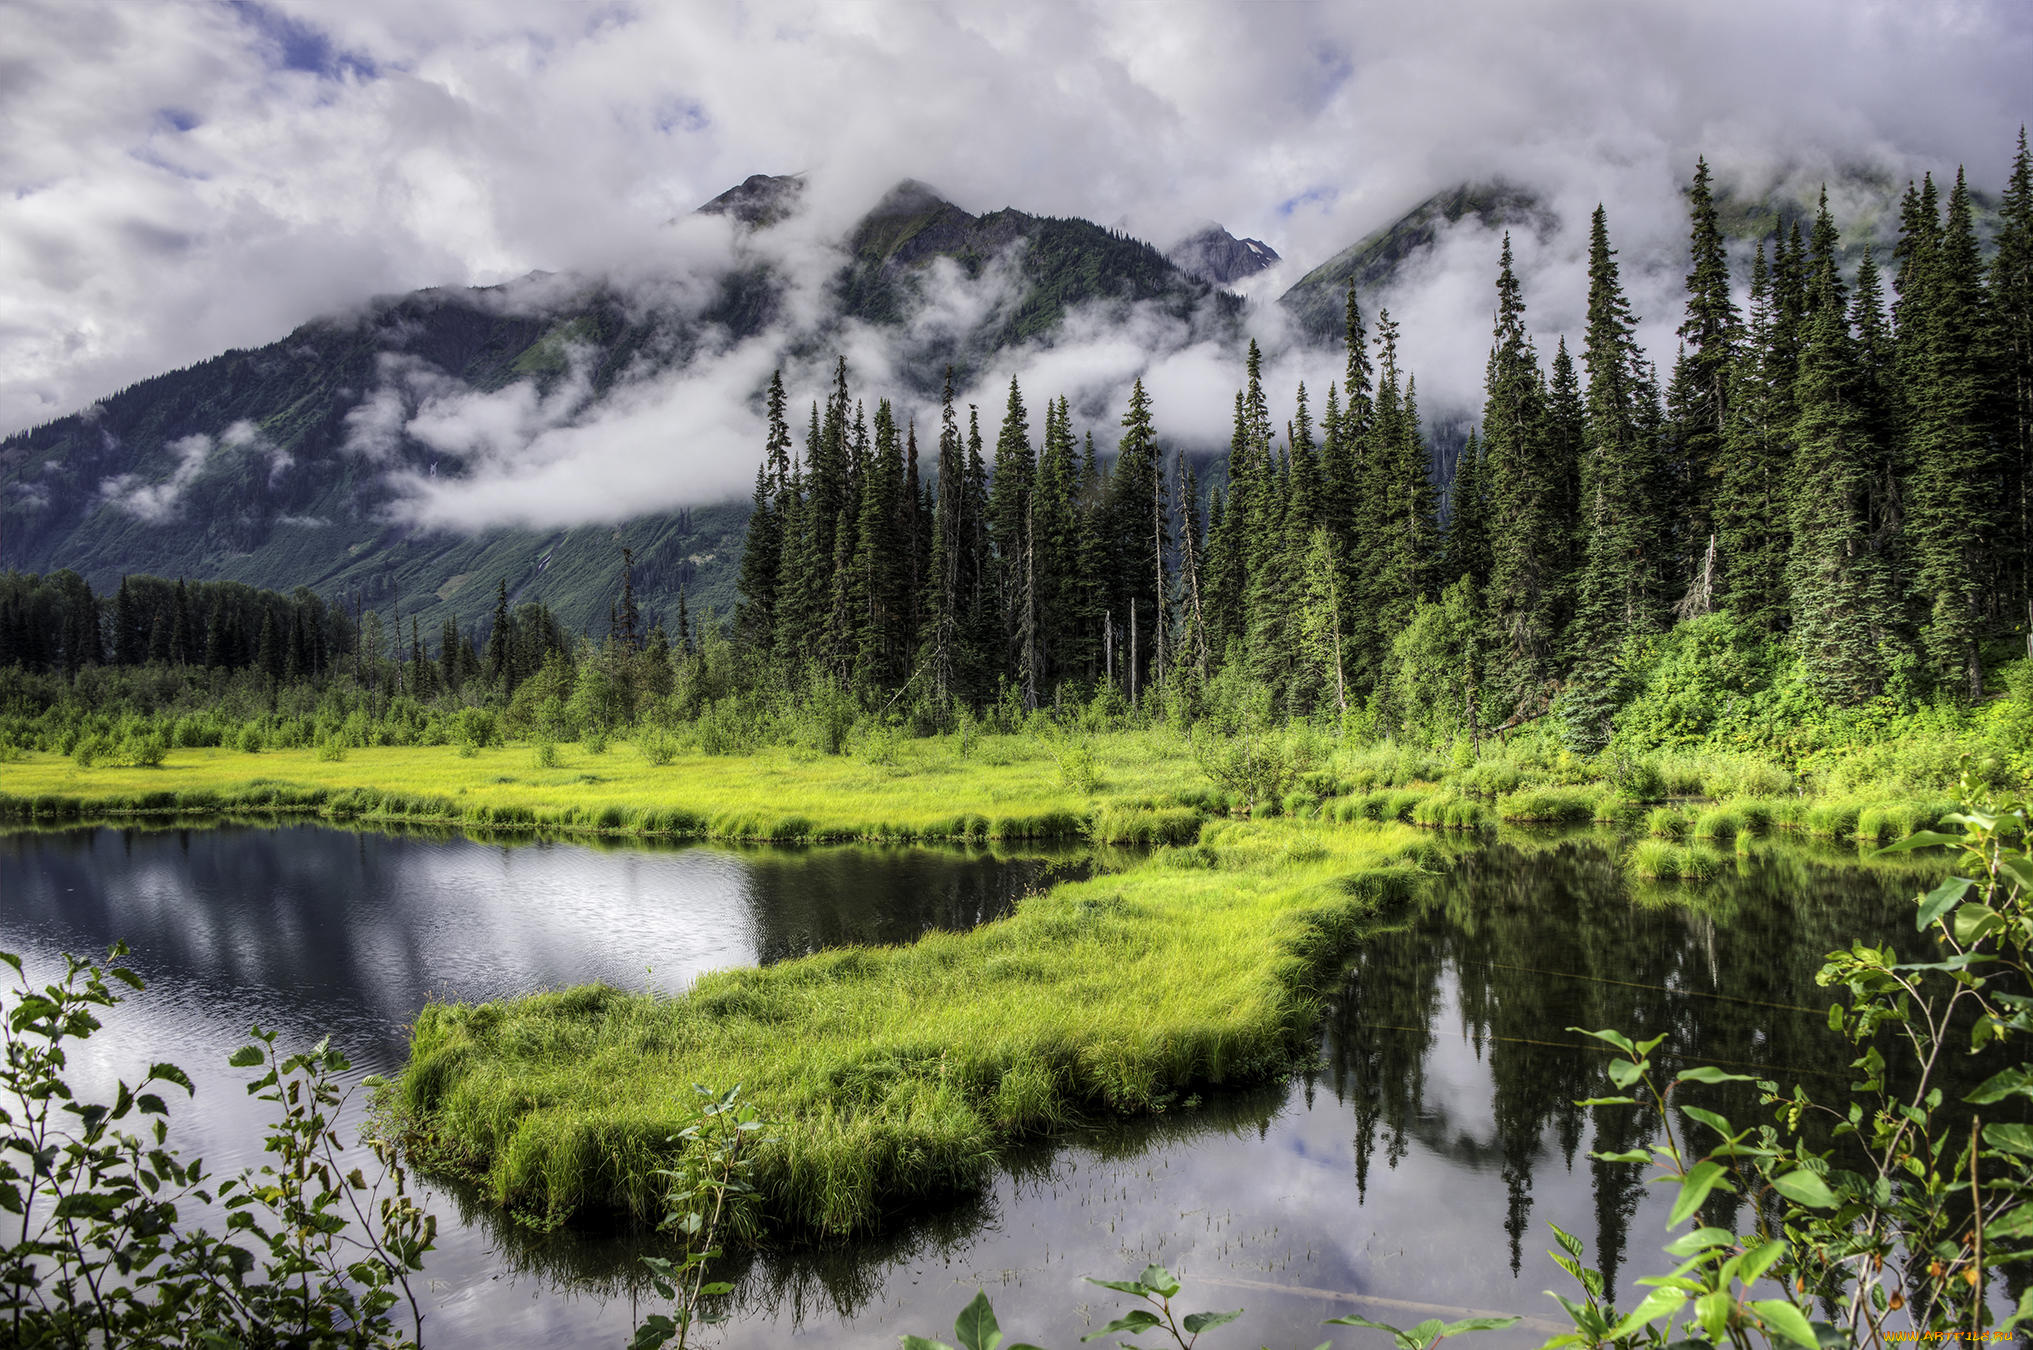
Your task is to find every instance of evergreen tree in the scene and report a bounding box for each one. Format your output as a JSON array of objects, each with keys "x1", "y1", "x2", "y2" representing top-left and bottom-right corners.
[
  {"x1": 1667, "y1": 157, "x2": 1740, "y2": 590},
  {"x1": 1480, "y1": 236, "x2": 1562, "y2": 712},
  {"x1": 1107, "y1": 377, "x2": 1166, "y2": 700},
  {"x1": 485, "y1": 579, "x2": 513, "y2": 687},
  {"x1": 1567, "y1": 206, "x2": 1668, "y2": 750},
  {"x1": 735, "y1": 371, "x2": 791, "y2": 656},
  {"x1": 853, "y1": 399, "x2": 908, "y2": 688},
  {"x1": 1350, "y1": 312, "x2": 1438, "y2": 696},
  {"x1": 1992, "y1": 128, "x2": 2033, "y2": 635},
  {"x1": 612, "y1": 546, "x2": 641, "y2": 651},
  {"x1": 1715, "y1": 243, "x2": 1791, "y2": 636},
  {"x1": 987, "y1": 377, "x2": 1035, "y2": 673},
  {"x1": 1903, "y1": 168, "x2": 1999, "y2": 696},
  {"x1": 1786, "y1": 259, "x2": 1886, "y2": 703},
  {"x1": 922, "y1": 371, "x2": 964, "y2": 701},
  {"x1": 1447, "y1": 429, "x2": 1490, "y2": 587}
]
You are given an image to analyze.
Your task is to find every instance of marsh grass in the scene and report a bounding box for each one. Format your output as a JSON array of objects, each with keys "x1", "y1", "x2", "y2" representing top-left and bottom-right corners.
[
  {"x1": 0, "y1": 735, "x2": 1208, "y2": 844},
  {"x1": 389, "y1": 821, "x2": 1430, "y2": 1237},
  {"x1": 1626, "y1": 838, "x2": 1723, "y2": 881},
  {"x1": 1495, "y1": 787, "x2": 1599, "y2": 824}
]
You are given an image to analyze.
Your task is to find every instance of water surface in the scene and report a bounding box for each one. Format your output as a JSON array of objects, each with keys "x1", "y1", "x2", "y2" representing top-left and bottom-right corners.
[{"x1": 0, "y1": 824, "x2": 1989, "y2": 1346}]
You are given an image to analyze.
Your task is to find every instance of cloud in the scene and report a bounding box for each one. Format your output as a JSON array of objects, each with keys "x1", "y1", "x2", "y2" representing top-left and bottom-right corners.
[
  {"x1": 99, "y1": 431, "x2": 213, "y2": 521},
  {"x1": 5, "y1": 0, "x2": 2029, "y2": 523}
]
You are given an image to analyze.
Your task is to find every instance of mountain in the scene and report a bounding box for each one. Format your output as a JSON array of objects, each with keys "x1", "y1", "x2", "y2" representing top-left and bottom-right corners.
[
  {"x1": 697, "y1": 172, "x2": 806, "y2": 229},
  {"x1": 1277, "y1": 181, "x2": 1554, "y2": 341},
  {"x1": 1165, "y1": 224, "x2": 1280, "y2": 286},
  {"x1": 831, "y1": 180, "x2": 1240, "y2": 387},
  {"x1": 0, "y1": 175, "x2": 1237, "y2": 641}
]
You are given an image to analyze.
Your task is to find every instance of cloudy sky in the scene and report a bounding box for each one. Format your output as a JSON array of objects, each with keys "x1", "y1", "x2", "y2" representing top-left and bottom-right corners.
[{"x1": 4, "y1": 0, "x2": 2029, "y2": 521}]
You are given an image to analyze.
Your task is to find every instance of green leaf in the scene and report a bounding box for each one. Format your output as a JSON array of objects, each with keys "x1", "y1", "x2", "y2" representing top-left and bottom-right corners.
[
  {"x1": 1081, "y1": 1309, "x2": 1161, "y2": 1341},
  {"x1": 1569, "y1": 1027, "x2": 1638, "y2": 1056},
  {"x1": 2000, "y1": 854, "x2": 2033, "y2": 892},
  {"x1": 1748, "y1": 1299, "x2": 1819, "y2": 1348},
  {"x1": 1575, "y1": 1096, "x2": 1639, "y2": 1108},
  {"x1": 1874, "y1": 829, "x2": 1962, "y2": 856},
  {"x1": 1136, "y1": 1264, "x2": 1180, "y2": 1298},
  {"x1": 1667, "y1": 1161, "x2": 1733, "y2": 1228},
  {"x1": 1086, "y1": 1279, "x2": 1151, "y2": 1297},
  {"x1": 1967, "y1": 1067, "x2": 2033, "y2": 1104},
  {"x1": 1590, "y1": 1149, "x2": 1651, "y2": 1164},
  {"x1": 1983, "y1": 1122, "x2": 2033, "y2": 1157},
  {"x1": 1952, "y1": 902, "x2": 2004, "y2": 945},
  {"x1": 2000, "y1": 1288, "x2": 2033, "y2": 1334},
  {"x1": 1675, "y1": 1066, "x2": 1757, "y2": 1085},
  {"x1": 1916, "y1": 875, "x2": 1975, "y2": 929},
  {"x1": 227, "y1": 1046, "x2": 265, "y2": 1069},
  {"x1": 1770, "y1": 1170, "x2": 1837, "y2": 1209},
  {"x1": 899, "y1": 1338, "x2": 957, "y2": 1350},
  {"x1": 1181, "y1": 1309, "x2": 1242, "y2": 1334},
  {"x1": 1607, "y1": 1058, "x2": 1646, "y2": 1088},
  {"x1": 953, "y1": 1290, "x2": 1002, "y2": 1350},
  {"x1": 1662, "y1": 1227, "x2": 1736, "y2": 1256},
  {"x1": 1679, "y1": 1106, "x2": 1734, "y2": 1137},
  {"x1": 1985, "y1": 1203, "x2": 2033, "y2": 1242},
  {"x1": 1436, "y1": 1316, "x2": 1521, "y2": 1337},
  {"x1": 1607, "y1": 1287, "x2": 1686, "y2": 1338}
]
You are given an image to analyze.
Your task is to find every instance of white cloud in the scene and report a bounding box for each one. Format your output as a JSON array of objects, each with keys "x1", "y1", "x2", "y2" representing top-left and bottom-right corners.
[
  {"x1": 5, "y1": 0, "x2": 2029, "y2": 524},
  {"x1": 99, "y1": 431, "x2": 213, "y2": 522}
]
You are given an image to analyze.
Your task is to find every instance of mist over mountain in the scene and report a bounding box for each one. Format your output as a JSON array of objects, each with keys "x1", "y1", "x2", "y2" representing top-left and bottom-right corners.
[
  {"x1": 2, "y1": 145, "x2": 2021, "y2": 642},
  {"x1": 1166, "y1": 225, "x2": 1280, "y2": 286}
]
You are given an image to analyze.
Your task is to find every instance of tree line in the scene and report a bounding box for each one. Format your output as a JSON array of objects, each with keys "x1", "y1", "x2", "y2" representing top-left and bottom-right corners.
[
  {"x1": 734, "y1": 136, "x2": 2032, "y2": 748},
  {"x1": 3, "y1": 135, "x2": 2029, "y2": 753}
]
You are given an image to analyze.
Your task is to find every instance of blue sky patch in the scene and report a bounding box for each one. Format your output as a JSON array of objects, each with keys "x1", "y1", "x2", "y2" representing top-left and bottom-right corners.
[{"x1": 227, "y1": 1, "x2": 379, "y2": 81}]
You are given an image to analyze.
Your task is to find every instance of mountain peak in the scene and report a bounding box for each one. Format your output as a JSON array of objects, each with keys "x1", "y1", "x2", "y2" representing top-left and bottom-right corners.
[
  {"x1": 1278, "y1": 180, "x2": 1551, "y2": 340},
  {"x1": 1166, "y1": 223, "x2": 1280, "y2": 286},
  {"x1": 697, "y1": 173, "x2": 806, "y2": 229}
]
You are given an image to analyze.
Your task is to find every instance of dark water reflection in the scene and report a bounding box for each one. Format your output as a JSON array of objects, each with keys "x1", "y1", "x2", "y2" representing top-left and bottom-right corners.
[{"x1": 0, "y1": 824, "x2": 2007, "y2": 1347}]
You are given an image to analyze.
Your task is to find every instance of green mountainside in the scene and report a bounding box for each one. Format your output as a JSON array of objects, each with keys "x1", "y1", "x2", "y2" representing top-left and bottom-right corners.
[
  {"x1": 1277, "y1": 182, "x2": 1554, "y2": 340},
  {"x1": 1, "y1": 177, "x2": 1235, "y2": 641}
]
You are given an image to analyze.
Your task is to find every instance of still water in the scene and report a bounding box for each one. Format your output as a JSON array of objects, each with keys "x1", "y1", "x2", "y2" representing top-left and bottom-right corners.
[{"x1": 0, "y1": 824, "x2": 1971, "y2": 1347}]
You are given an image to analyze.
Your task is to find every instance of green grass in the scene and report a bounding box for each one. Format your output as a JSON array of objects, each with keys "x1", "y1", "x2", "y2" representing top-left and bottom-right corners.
[
  {"x1": 1645, "y1": 807, "x2": 1690, "y2": 840},
  {"x1": 0, "y1": 734, "x2": 1207, "y2": 844},
  {"x1": 1496, "y1": 787, "x2": 1599, "y2": 824},
  {"x1": 389, "y1": 820, "x2": 1430, "y2": 1235},
  {"x1": 1627, "y1": 839, "x2": 1724, "y2": 881}
]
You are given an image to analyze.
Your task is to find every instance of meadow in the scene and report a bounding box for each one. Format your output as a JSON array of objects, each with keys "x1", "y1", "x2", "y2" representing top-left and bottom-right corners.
[{"x1": 387, "y1": 818, "x2": 1431, "y2": 1235}]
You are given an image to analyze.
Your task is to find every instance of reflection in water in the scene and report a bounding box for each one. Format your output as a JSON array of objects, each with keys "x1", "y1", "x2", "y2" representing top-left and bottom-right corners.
[{"x1": 0, "y1": 825, "x2": 2002, "y2": 1346}]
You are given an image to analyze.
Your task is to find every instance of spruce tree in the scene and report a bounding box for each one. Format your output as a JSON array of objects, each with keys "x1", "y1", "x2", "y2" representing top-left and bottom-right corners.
[
  {"x1": 1904, "y1": 169, "x2": 1999, "y2": 696},
  {"x1": 1786, "y1": 259, "x2": 1885, "y2": 703},
  {"x1": 921, "y1": 371, "x2": 964, "y2": 701},
  {"x1": 1715, "y1": 243, "x2": 1791, "y2": 636},
  {"x1": 1992, "y1": 128, "x2": 2033, "y2": 635},
  {"x1": 1567, "y1": 206, "x2": 1668, "y2": 750},
  {"x1": 735, "y1": 373, "x2": 791, "y2": 656},
  {"x1": 987, "y1": 377, "x2": 1035, "y2": 673},
  {"x1": 1668, "y1": 157, "x2": 1740, "y2": 591},
  {"x1": 1447, "y1": 429, "x2": 1490, "y2": 588},
  {"x1": 1481, "y1": 236, "x2": 1561, "y2": 712}
]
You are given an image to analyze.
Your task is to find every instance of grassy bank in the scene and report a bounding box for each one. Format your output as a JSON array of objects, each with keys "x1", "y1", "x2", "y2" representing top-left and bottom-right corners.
[
  {"x1": 0, "y1": 725, "x2": 1974, "y2": 851},
  {"x1": 389, "y1": 820, "x2": 1429, "y2": 1235},
  {"x1": 0, "y1": 734, "x2": 1208, "y2": 843}
]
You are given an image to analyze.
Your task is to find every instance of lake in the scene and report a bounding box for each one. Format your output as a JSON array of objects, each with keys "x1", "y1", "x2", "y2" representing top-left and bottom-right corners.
[{"x1": 0, "y1": 822, "x2": 1974, "y2": 1347}]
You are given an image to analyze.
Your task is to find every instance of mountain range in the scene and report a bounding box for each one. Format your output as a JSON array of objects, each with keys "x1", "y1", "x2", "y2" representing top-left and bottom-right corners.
[{"x1": 0, "y1": 166, "x2": 1983, "y2": 642}]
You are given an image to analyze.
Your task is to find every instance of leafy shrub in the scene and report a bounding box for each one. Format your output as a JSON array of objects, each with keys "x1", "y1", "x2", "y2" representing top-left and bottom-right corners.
[
  {"x1": 637, "y1": 726, "x2": 679, "y2": 767},
  {"x1": 235, "y1": 724, "x2": 266, "y2": 754},
  {"x1": 532, "y1": 739, "x2": 559, "y2": 769},
  {"x1": 1054, "y1": 741, "x2": 1103, "y2": 795}
]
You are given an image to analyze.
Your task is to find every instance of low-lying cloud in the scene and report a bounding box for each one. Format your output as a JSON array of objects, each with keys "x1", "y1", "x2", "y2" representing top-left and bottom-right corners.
[{"x1": 6, "y1": 0, "x2": 2028, "y2": 530}]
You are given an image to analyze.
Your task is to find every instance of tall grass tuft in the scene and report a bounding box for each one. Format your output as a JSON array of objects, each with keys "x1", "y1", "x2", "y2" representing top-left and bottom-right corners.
[{"x1": 391, "y1": 822, "x2": 1430, "y2": 1236}]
